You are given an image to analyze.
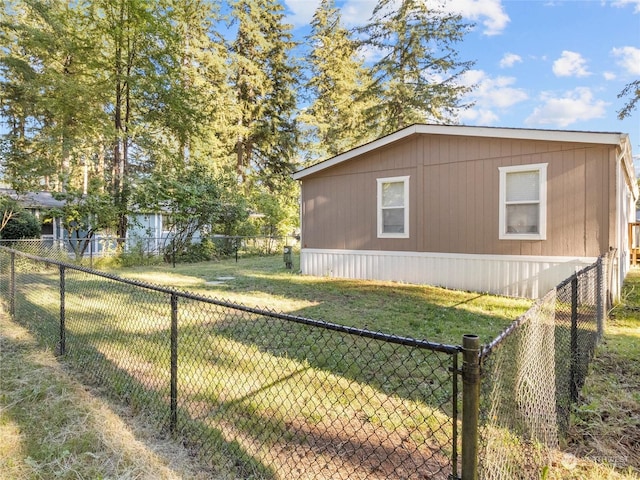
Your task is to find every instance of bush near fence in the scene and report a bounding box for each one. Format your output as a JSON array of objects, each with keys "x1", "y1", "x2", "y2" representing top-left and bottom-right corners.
[{"x1": 0, "y1": 247, "x2": 613, "y2": 479}]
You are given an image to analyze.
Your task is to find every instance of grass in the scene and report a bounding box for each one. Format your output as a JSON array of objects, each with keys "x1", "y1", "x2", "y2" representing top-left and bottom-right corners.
[
  {"x1": 103, "y1": 253, "x2": 533, "y2": 345},
  {"x1": 0, "y1": 311, "x2": 218, "y2": 479},
  {"x1": 2, "y1": 252, "x2": 533, "y2": 479},
  {"x1": 2, "y1": 252, "x2": 638, "y2": 478},
  {"x1": 546, "y1": 268, "x2": 640, "y2": 480}
]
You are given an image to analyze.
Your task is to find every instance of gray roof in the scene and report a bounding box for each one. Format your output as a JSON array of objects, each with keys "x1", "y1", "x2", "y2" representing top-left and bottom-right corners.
[{"x1": 0, "y1": 188, "x2": 66, "y2": 209}]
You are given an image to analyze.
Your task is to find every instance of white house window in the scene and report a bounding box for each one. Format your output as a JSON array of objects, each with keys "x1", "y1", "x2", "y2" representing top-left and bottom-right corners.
[
  {"x1": 499, "y1": 163, "x2": 547, "y2": 240},
  {"x1": 377, "y1": 176, "x2": 409, "y2": 238}
]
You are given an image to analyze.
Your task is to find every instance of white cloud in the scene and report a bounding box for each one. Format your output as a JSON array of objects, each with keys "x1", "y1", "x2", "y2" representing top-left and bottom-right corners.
[
  {"x1": 445, "y1": 0, "x2": 510, "y2": 35},
  {"x1": 283, "y1": 0, "x2": 322, "y2": 27},
  {"x1": 499, "y1": 53, "x2": 522, "y2": 68},
  {"x1": 458, "y1": 70, "x2": 528, "y2": 125},
  {"x1": 552, "y1": 51, "x2": 591, "y2": 77},
  {"x1": 603, "y1": 71, "x2": 617, "y2": 81},
  {"x1": 339, "y1": 0, "x2": 379, "y2": 26},
  {"x1": 459, "y1": 108, "x2": 500, "y2": 125},
  {"x1": 610, "y1": 0, "x2": 640, "y2": 13},
  {"x1": 525, "y1": 87, "x2": 608, "y2": 127},
  {"x1": 611, "y1": 46, "x2": 640, "y2": 75},
  {"x1": 302, "y1": 0, "x2": 510, "y2": 35}
]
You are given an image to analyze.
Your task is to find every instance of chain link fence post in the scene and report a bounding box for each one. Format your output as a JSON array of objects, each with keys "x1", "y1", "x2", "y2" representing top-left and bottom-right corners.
[
  {"x1": 570, "y1": 276, "x2": 579, "y2": 403},
  {"x1": 9, "y1": 251, "x2": 15, "y2": 316},
  {"x1": 596, "y1": 255, "x2": 604, "y2": 340},
  {"x1": 451, "y1": 352, "x2": 460, "y2": 478},
  {"x1": 59, "y1": 265, "x2": 66, "y2": 356},
  {"x1": 170, "y1": 292, "x2": 179, "y2": 434},
  {"x1": 462, "y1": 334, "x2": 480, "y2": 480}
]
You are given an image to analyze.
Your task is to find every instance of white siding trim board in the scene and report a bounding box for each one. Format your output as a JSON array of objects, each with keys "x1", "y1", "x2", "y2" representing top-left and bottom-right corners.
[{"x1": 300, "y1": 248, "x2": 597, "y2": 299}]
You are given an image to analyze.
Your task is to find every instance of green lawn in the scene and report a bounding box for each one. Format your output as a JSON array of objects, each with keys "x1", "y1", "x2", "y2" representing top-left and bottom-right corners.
[
  {"x1": 104, "y1": 253, "x2": 533, "y2": 345},
  {"x1": 1, "y1": 252, "x2": 534, "y2": 479}
]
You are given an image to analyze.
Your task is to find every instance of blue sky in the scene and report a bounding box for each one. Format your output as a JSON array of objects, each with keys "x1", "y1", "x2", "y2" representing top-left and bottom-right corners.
[{"x1": 283, "y1": 0, "x2": 640, "y2": 160}]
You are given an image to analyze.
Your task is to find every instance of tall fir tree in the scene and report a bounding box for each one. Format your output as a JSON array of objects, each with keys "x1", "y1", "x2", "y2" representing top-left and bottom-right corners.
[
  {"x1": 229, "y1": 0, "x2": 299, "y2": 192},
  {"x1": 301, "y1": 0, "x2": 374, "y2": 163},
  {"x1": 166, "y1": 0, "x2": 235, "y2": 172},
  {"x1": 361, "y1": 0, "x2": 475, "y2": 135}
]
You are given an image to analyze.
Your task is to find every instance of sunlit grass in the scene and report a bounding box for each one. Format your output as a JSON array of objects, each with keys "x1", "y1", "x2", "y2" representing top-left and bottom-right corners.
[
  {"x1": 109, "y1": 254, "x2": 532, "y2": 345},
  {"x1": 3, "y1": 251, "x2": 637, "y2": 478},
  {"x1": 5, "y1": 253, "x2": 486, "y2": 477}
]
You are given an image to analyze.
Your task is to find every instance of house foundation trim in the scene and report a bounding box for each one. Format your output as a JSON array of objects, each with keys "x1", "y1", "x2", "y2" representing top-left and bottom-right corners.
[{"x1": 299, "y1": 248, "x2": 598, "y2": 298}]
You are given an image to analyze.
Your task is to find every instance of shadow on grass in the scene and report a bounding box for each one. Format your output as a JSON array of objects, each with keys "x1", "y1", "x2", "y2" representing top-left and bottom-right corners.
[{"x1": 5, "y1": 268, "x2": 458, "y2": 479}]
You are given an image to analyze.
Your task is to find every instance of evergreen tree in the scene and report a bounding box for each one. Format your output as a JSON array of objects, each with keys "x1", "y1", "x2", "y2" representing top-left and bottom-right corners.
[
  {"x1": 618, "y1": 80, "x2": 639, "y2": 120},
  {"x1": 229, "y1": 0, "x2": 300, "y2": 191},
  {"x1": 361, "y1": 0, "x2": 475, "y2": 135},
  {"x1": 301, "y1": 0, "x2": 374, "y2": 162},
  {"x1": 171, "y1": 0, "x2": 235, "y2": 171}
]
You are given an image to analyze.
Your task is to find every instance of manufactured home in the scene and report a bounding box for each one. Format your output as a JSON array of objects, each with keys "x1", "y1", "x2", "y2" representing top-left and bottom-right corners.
[{"x1": 293, "y1": 124, "x2": 637, "y2": 299}]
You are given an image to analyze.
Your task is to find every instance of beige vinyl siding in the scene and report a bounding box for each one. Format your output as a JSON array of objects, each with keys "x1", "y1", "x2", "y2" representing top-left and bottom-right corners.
[{"x1": 300, "y1": 134, "x2": 615, "y2": 258}]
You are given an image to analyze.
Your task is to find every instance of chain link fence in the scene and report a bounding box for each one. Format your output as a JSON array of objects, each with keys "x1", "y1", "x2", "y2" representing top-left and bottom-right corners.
[
  {"x1": 0, "y1": 246, "x2": 613, "y2": 479},
  {"x1": 0, "y1": 236, "x2": 297, "y2": 266},
  {"x1": 477, "y1": 252, "x2": 611, "y2": 479},
  {"x1": 0, "y1": 247, "x2": 460, "y2": 480}
]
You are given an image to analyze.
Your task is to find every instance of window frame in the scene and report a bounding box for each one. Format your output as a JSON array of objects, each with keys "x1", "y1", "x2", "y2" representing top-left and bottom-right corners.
[
  {"x1": 498, "y1": 163, "x2": 548, "y2": 241},
  {"x1": 377, "y1": 175, "x2": 410, "y2": 239}
]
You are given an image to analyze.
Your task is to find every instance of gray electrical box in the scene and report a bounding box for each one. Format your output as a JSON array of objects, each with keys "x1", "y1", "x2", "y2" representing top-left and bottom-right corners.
[{"x1": 283, "y1": 246, "x2": 293, "y2": 269}]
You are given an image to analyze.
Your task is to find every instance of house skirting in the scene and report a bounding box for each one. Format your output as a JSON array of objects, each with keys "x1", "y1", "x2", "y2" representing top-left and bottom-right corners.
[{"x1": 299, "y1": 248, "x2": 598, "y2": 298}]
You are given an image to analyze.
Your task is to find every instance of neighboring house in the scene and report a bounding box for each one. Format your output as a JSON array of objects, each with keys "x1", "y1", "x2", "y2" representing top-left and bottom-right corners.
[
  {"x1": 127, "y1": 209, "x2": 176, "y2": 254},
  {"x1": 292, "y1": 124, "x2": 638, "y2": 299},
  {"x1": 0, "y1": 187, "x2": 65, "y2": 242}
]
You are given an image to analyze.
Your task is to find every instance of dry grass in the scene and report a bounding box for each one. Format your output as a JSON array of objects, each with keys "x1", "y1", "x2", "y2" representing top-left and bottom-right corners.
[{"x1": 0, "y1": 311, "x2": 220, "y2": 480}]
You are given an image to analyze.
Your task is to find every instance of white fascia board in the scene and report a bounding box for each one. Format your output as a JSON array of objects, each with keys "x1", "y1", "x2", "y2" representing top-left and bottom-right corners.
[
  {"x1": 292, "y1": 124, "x2": 627, "y2": 180},
  {"x1": 292, "y1": 126, "x2": 420, "y2": 180}
]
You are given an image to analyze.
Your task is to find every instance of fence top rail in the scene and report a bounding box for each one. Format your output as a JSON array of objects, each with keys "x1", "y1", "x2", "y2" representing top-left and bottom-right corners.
[
  {"x1": 1, "y1": 246, "x2": 461, "y2": 355},
  {"x1": 0, "y1": 235, "x2": 294, "y2": 242}
]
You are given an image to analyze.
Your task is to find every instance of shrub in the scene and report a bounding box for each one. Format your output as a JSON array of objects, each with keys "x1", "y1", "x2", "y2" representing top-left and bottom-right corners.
[{"x1": 1, "y1": 210, "x2": 41, "y2": 240}]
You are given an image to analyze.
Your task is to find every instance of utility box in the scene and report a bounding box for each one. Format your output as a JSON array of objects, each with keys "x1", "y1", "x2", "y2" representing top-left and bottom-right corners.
[{"x1": 283, "y1": 245, "x2": 293, "y2": 269}]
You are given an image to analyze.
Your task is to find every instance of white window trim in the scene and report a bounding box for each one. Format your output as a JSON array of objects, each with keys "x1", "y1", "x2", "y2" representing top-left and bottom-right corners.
[
  {"x1": 499, "y1": 163, "x2": 547, "y2": 241},
  {"x1": 377, "y1": 175, "x2": 410, "y2": 239}
]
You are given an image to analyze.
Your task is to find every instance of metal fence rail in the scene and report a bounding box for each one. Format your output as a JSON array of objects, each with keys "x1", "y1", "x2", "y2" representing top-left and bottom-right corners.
[
  {"x1": 0, "y1": 247, "x2": 460, "y2": 480},
  {"x1": 0, "y1": 247, "x2": 612, "y2": 479}
]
